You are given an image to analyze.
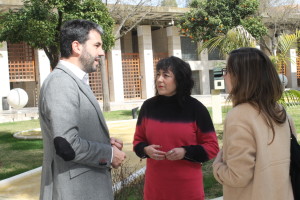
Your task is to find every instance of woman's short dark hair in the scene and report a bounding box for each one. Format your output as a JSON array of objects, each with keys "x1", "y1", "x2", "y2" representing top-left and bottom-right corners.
[
  {"x1": 155, "y1": 56, "x2": 194, "y2": 102},
  {"x1": 60, "y1": 19, "x2": 103, "y2": 58},
  {"x1": 227, "y1": 47, "x2": 286, "y2": 143}
]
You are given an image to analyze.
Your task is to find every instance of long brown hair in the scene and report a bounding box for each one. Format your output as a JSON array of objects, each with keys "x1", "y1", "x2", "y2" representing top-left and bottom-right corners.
[{"x1": 227, "y1": 47, "x2": 286, "y2": 143}]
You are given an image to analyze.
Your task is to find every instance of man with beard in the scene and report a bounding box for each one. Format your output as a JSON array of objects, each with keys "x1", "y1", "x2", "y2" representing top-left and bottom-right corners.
[{"x1": 38, "y1": 19, "x2": 126, "y2": 200}]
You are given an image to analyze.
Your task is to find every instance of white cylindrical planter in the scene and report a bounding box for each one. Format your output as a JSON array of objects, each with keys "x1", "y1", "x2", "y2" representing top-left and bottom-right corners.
[{"x1": 211, "y1": 90, "x2": 222, "y2": 124}]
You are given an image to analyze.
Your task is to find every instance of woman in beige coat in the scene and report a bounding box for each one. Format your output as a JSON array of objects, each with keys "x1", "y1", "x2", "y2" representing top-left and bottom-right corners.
[{"x1": 213, "y1": 47, "x2": 296, "y2": 200}]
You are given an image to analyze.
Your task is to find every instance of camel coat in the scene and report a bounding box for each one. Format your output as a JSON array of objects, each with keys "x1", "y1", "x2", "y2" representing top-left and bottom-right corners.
[
  {"x1": 213, "y1": 103, "x2": 295, "y2": 200},
  {"x1": 39, "y1": 64, "x2": 113, "y2": 200}
]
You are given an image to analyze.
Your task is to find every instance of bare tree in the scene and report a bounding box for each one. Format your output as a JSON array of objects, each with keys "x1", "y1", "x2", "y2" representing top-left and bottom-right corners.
[
  {"x1": 105, "y1": 0, "x2": 161, "y2": 39},
  {"x1": 259, "y1": 0, "x2": 300, "y2": 56}
]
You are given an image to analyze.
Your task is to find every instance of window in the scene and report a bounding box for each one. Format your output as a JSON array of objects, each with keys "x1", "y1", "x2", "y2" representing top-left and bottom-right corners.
[{"x1": 181, "y1": 37, "x2": 198, "y2": 61}]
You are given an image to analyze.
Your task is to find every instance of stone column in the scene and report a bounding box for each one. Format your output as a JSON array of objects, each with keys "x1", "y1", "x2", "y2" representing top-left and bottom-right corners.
[
  {"x1": 199, "y1": 44, "x2": 208, "y2": 61},
  {"x1": 36, "y1": 49, "x2": 51, "y2": 88},
  {"x1": 201, "y1": 63, "x2": 211, "y2": 95},
  {"x1": 166, "y1": 26, "x2": 182, "y2": 58},
  {"x1": 198, "y1": 46, "x2": 211, "y2": 94},
  {"x1": 137, "y1": 25, "x2": 154, "y2": 99},
  {"x1": 0, "y1": 42, "x2": 10, "y2": 111},
  {"x1": 286, "y1": 48, "x2": 298, "y2": 89},
  {"x1": 107, "y1": 25, "x2": 124, "y2": 102}
]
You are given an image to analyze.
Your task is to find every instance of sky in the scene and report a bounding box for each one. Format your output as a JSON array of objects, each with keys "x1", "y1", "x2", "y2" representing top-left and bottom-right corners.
[{"x1": 273, "y1": 0, "x2": 300, "y2": 6}]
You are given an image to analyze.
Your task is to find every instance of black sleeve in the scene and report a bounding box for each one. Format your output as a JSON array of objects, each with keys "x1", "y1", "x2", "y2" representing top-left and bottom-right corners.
[
  {"x1": 182, "y1": 145, "x2": 209, "y2": 163},
  {"x1": 134, "y1": 142, "x2": 149, "y2": 158}
]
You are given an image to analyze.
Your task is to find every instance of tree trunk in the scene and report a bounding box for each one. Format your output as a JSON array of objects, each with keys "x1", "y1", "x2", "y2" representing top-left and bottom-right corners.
[
  {"x1": 100, "y1": 56, "x2": 111, "y2": 112},
  {"x1": 43, "y1": 45, "x2": 60, "y2": 70}
]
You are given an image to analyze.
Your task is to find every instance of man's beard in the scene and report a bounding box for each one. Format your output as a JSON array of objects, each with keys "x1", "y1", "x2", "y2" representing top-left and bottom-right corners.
[{"x1": 79, "y1": 51, "x2": 98, "y2": 73}]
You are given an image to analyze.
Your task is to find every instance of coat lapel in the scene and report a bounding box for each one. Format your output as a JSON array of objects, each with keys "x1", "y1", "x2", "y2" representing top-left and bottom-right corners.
[{"x1": 56, "y1": 64, "x2": 110, "y2": 135}]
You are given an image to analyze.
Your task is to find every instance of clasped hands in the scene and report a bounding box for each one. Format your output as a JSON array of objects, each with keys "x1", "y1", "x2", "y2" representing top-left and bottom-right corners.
[
  {"x1": 110, "y1": 137, "x2": 126, "y2": 168},
  {"x1": 144, "y1": 144, "x2": 186, "y2": 161}
]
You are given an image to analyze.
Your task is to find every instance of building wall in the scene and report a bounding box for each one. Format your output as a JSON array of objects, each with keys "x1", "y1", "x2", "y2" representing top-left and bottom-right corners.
[
  {"x1": 151, "y1": 28, "x2": 168, "y2": 53},
  {"x1": 0, "y1": 42, "x2": 10, "y2": 111},
  {"x1": 121, "y1": 31, "x2": 134, "y2": 53}
]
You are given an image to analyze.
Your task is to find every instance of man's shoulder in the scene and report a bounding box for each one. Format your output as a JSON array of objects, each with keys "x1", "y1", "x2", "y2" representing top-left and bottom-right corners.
[
  {"x1": 42, "y1": 67, "x2": 76, "y2": 91},
  {"x1": 50, "y1": 63, "x2": 76, "y2": 78}
]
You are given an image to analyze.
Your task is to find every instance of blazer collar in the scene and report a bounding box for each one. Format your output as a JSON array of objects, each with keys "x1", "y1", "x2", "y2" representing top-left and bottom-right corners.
[{"x1": 56, "y1": 63, "x2": 110, "y2": 134}]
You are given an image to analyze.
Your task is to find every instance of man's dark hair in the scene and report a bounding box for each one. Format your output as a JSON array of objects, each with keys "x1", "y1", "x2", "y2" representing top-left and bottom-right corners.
[{"x1": 60, "y1": 19, "x2": 103, "y2": 58}]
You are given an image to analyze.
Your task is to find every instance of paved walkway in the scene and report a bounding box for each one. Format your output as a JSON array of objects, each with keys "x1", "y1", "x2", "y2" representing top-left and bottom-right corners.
[{"x1": 0, "y1": 107, "x2": 39, "y2": 123}]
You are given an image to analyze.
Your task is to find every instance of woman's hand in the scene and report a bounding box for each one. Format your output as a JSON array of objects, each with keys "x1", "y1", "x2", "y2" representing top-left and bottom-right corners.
[
  {"x1": 144, "y1": 145, "x2": 166, "y2": 160},
  {"x1": 165, "y1": 148, "x2": 186, "y2": 161}
]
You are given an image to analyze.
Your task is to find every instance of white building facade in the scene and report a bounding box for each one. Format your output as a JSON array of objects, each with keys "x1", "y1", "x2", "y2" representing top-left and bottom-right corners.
[{"x1": 0, "y1": 1, "x2": 299, "y2": 110}]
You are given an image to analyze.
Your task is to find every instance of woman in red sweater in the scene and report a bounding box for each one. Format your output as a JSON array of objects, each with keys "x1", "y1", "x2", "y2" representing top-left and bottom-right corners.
[{"x1": 133, "y1": 56, "x2": 219, "y2": 200}]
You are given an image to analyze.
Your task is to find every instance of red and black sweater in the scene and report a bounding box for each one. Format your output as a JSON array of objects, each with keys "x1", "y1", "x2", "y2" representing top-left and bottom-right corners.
[
  {"x1": 133, "y1": 95, "x2": 219, "y2": 162},
  {"x1": 133, "y1": 95, "x2": 219, "y2": 200}
]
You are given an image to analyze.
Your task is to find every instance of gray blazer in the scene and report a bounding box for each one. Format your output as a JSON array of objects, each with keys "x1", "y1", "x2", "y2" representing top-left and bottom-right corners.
[{"x1": 39, "y1": 63, "x2": 113, "y2": 200}]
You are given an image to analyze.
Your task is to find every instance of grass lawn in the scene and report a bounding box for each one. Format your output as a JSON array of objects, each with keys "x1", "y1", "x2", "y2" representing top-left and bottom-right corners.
[
  {"x1": 0, "y1": 111, "x2": 134, "y2": 180},
  {"x1": 0, "y1": 106, "x2": 299, "y2": 199},
  {"x1": 0, "y1": 120, "x2": 42, "y2": 180}
]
